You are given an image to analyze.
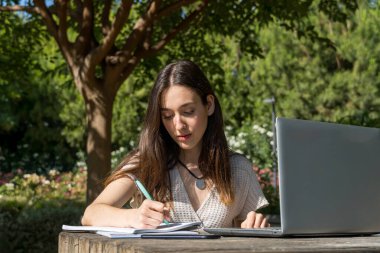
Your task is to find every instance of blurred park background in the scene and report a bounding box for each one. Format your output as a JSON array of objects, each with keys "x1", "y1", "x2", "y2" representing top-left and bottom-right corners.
[{"x1": 1, "y1": 1, "x2": 380, "y2": 252}]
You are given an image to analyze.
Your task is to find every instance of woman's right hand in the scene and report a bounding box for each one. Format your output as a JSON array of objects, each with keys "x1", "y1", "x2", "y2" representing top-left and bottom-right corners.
[
  {"x1": 130, "y1": 199, "x2": 168, "y2": 228},
  {"x1": 82, "y1": 177, "x2": 171, "y2": 228}
]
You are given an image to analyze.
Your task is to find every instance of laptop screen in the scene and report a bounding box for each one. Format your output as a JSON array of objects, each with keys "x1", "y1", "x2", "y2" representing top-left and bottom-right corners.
[{"x1": 276, "y1": 118, "x2": 380, "y2": 235}]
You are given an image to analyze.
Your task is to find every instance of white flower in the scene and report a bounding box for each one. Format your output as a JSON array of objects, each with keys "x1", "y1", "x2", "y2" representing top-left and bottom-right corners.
[
  {"x1": 29, "y1": 173, "x2": 40, "y2": 184},
  {"x1": 48, "y1": 169, "x2": 59, "y2": 177},
  {"x1": 76, "y1": 161, "x2": 86, "y2": 167},
  {"x1": 23, "y1": 174, "x2": 31, "y2": 179},
  {"x1": 42, "y1": 179, "x2": 51, "y2": 185},
  {"x1": 5, "y1": 183, "x2": 14, "y2": 190},
  {"x1": 253, "y1": 125, "x2": 267, "y2": 134},
  {"x1": 266, "y1": 131, "x2": 273, "y2": 137}
]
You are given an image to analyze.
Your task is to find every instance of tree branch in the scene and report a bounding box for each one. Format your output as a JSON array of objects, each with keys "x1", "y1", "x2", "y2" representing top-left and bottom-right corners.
[
  {"x1": 0, "y1": 5, "x2": 37, "y2": 12},
  {"x1": 33, "y1": 0, "x2": 59, "y2": 41},
  {"x1": 73, "y1": 0, "x2": 84, "y2": 11},
  {"x1": 119, "y1": 0, "x2": 161, "y2": 56},
  {"x1": 101, "y1": 0, "x2": 113, "y2": 36},
  {"x1": 90, "y1": 0, "x2": 133, "y2": 65},
  {"x1": 111, "y1": 56, "x2": 142, "y2": 97},
  {"x1": 103, "y1": 1, "x2": 162, "y2": 97},
  {"x1": 57, "y1": 1, "x2": 70, "y2": 49},
  {"x1": 143, "y1": 24, "x2": 154, "y2": 51},
  {"x1": 157, "y1": 0, "x2": 200, "y2": 18},
  {"x1": 117, "y1": 0, "x2": 204, "y2": 63},
  {"x1": 108, "y1": 0, "x2": 207, "y2": 95},
  {"x1": 73, "y1": 0, "x2": 84, "y2": 25},
  {"x1": 49, "y1": 4, "x2": 81, "y2": 24},
  {"x1": 103, "y1": 0, "x2": 161, "y2": 83},
  {"x1": 34, "y1": 0, "x2": 76, "y2": 69},
  {"x1": 145, "y1": 0, "x2": 208, "y2": 56},
  {"x1": 75, "y1": 0, "x2": 94, "y2": 57}
]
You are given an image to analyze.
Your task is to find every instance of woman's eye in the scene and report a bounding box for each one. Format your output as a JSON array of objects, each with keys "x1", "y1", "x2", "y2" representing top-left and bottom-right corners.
[
  {"x1": 162, "y1": 114, "x2": 173, "y2": 120},
  {"x1": 184, "y1": 110, "x2": 194, "y2": 115}
]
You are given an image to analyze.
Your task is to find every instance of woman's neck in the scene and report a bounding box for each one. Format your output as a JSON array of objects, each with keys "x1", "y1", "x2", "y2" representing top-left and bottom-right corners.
[{"x1": 179, "y1": 148, "x2": 201, "y2": 165}]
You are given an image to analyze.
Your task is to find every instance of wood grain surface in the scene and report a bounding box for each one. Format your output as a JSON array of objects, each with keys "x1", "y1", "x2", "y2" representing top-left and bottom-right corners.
[{"x1": 59, "y1": 232, "x2": 380, "y2": 253}]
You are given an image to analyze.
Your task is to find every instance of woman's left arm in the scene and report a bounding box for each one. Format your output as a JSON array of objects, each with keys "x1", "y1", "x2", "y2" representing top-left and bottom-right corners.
[{"x1": 230, "y1": 155, "x2": 270, "y2": 228}]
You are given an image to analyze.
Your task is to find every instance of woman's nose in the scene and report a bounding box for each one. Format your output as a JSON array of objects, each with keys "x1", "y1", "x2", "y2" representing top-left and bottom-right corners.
[{"x1": 174, "y1": 115, "x2": 186, "y2": 130}]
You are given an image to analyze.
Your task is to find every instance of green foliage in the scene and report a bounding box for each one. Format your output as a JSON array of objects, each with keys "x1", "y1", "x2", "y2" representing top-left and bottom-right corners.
[
  {"x1": 111, "y1": 63, "x2": 156, "y2": 150},
  {"x1": 216, "y1": 1, "x2": 380, "y2": 133},
  {"x1": 0, "y1": 13, "x2": 84, "y2": 172},
  {"x1": 252, "y1": 3, "x2": 380, "y2": 127},
  {"x1": 210, "y1": 2, "x2": 380, "y2": 213},
  {"x1": 0, "y1": 199, "x2": 84, "y2": 253},
  {"x1": 0, "y1": 12, "x2": 37, "y2": 133},
  {"x1": 0, "y1": 167, "x2": 86, "y2": 253},
  {"x1": 225, "y1": 123, "x2": 273, "y2": 170},
  {"x1": 0, "y1": 167, "x2": 86, "y2": 204}
]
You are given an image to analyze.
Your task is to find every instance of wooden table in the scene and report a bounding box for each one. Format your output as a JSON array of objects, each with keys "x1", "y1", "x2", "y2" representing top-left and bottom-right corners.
[{"x1": 59, "y1": 232, "x2": 380, "y2": 253}]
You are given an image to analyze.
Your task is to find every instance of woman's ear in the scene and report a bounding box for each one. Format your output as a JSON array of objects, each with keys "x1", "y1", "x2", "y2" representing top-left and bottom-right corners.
[{"x1": 206, "y1": 95, "x2": 215, "y2": 116}]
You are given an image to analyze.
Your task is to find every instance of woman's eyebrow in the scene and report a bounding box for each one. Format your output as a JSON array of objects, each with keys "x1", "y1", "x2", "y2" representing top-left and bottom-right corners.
[{"x1": 160, "y1": 102, "x2": 195, "y2": 111}]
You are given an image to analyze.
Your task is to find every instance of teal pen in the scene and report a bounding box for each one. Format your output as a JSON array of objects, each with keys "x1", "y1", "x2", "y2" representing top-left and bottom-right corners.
[{"x1": 127, "y1": 173, "x2": 170, "y2": 225}]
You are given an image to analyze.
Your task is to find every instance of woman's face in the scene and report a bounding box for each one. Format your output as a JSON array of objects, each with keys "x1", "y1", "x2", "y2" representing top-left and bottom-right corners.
[{"x1": 160, "y1": 85, "x2": 214, "y2": 154}]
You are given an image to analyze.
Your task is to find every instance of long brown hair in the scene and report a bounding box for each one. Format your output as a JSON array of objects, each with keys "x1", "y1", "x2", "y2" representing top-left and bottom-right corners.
[{"x1": 106, "y1": 60, "x2": 233, "y2": 205}]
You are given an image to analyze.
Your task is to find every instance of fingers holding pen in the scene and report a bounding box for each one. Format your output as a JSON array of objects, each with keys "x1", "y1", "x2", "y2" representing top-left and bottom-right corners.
[
  {"x1": 163, "y1": 206, "x2": 171, "y2": 222},
  {"x1": 133, "y1": 199, "x2": 167, "y2": 228}
]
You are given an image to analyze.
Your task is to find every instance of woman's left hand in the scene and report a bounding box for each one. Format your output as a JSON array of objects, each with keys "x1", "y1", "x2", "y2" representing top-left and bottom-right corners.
[{"x1": 241, "y1": 211, "x2": 269, "y2": 228}]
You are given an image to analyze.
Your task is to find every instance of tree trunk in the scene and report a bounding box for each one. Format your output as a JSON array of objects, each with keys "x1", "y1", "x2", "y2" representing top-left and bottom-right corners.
[{"x1": 84, "y1": 86, "x2": 114, "y2": 204}]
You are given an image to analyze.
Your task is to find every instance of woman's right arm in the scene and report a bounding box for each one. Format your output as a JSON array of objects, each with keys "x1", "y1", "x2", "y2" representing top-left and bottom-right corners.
[{"x1": 81, "y1": 177, "x2": 167, "y2": 228}]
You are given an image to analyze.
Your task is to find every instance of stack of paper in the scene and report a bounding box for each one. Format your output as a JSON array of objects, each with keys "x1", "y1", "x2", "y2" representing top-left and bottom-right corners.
[
  {"x1": 62, "y1": 222, "x2": 202, "y2": 238},
  {"x1": 96, "y1": 230, "x2": 199, "y2": 238}
]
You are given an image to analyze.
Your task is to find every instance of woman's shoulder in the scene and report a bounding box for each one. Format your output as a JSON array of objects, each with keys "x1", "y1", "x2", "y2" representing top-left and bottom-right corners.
[
  {"x1": 228, "y1": 152, "x2": 257, "y2": 188},
  {"x1": 120, "y1": 151, "x2": 140, "y2": 171},
  {"x1": 229, "y1": 152, "x2": 253, "y2": 174}
]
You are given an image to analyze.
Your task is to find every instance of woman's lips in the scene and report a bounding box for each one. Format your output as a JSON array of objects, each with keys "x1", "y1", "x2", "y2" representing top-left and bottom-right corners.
[{"x1": 177, "y1": 134, "x2": 191, "y2": 142}]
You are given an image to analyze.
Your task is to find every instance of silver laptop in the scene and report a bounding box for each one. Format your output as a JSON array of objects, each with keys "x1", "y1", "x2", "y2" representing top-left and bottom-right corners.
[{"x1": 204, "y1": 117, "x2": 380, "y2": 237}]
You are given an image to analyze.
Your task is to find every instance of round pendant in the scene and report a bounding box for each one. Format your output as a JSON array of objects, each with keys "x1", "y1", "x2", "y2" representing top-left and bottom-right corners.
[{"x1": 196, "y1": 179, "x2": 206, "y2": 190}]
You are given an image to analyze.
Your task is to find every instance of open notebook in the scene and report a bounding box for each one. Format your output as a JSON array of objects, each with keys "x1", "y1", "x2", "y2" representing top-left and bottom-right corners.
[{"x1": 62, "y1": 222, "x2": 219, "y2": 239}]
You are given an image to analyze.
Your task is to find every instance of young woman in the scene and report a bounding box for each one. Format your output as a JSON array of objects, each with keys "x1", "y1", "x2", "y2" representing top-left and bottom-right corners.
[{"x1": 82, "y1": 60, "x2": 269, "y2": 229}]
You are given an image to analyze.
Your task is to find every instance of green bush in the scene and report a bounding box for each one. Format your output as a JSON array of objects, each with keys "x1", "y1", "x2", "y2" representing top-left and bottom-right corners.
[
  {"x1": 0, "y1": 199, "x2": 84, "y2": 253},
  {"x1": 0, "y1": 168, "x2": 86, "y2": 253}
]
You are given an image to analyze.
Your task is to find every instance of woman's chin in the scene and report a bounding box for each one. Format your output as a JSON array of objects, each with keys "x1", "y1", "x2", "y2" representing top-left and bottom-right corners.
[{"x1": 177, "y1": 142, "x2": 194, "y2": 150}]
